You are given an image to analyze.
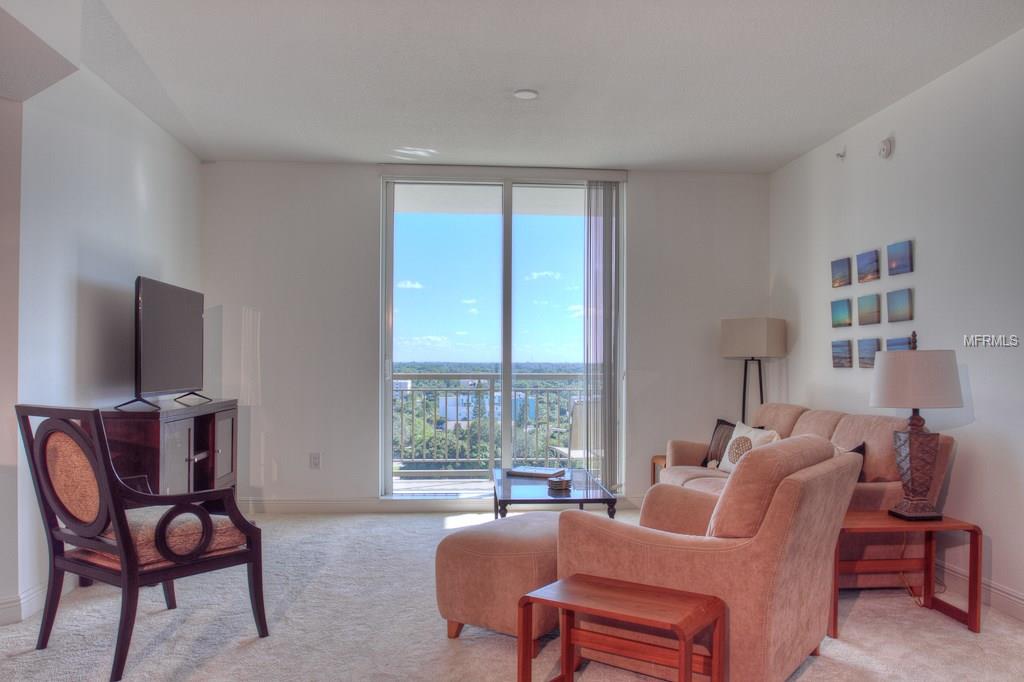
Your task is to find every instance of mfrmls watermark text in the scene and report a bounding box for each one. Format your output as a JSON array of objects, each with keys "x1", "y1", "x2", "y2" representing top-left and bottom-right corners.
[{"x1": 963, "y1": 334, "x2": 1020, "y2": 348}]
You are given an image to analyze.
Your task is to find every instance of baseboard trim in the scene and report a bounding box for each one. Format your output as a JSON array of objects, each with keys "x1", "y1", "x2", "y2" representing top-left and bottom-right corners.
[
  {"x1": 936, "y1": 559, "x2": 1024, "y2": 623},
  {"x1": 241, "y1": 496, "x2": 635, "y2": 515},
  {"x1": 0, "y1": 582, "x2": 48, "y2": 626}
]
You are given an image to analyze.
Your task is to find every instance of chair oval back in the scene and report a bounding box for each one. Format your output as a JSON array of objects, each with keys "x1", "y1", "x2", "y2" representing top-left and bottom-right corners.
[{"x1": 32, "y1": 417, "x2": 110, "y2": 538}]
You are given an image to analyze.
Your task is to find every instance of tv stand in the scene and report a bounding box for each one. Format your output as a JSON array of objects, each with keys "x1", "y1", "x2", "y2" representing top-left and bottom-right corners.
[
  {"x1": 174, "y1": 390, "x2": 213, "y2": 405},
  {"x1": 101, "y1": 398, "x2": 239, "y2": 496},
  {"x1": 114, "y1": 395, "x2": 161, "y2": 411}
]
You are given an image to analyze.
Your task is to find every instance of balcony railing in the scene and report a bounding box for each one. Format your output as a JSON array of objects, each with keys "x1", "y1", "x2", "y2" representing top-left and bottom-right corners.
[{"x1": 391, "y1": 372, "x2": 584, "y2": 480}]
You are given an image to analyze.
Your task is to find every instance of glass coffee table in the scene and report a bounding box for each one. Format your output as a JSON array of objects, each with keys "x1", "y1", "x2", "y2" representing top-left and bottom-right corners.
[{"x1": 492, "y1": 467, "x2": 616, "y2": 519}]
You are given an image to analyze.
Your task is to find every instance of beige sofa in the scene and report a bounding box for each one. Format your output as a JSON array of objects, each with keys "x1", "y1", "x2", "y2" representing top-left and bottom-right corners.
[
  {"x1": 560, "y1": 435, "x2": 861, "y2": 681},
  {"x1": 657, "y1": 402, "x2": 955, "y2": 588}
]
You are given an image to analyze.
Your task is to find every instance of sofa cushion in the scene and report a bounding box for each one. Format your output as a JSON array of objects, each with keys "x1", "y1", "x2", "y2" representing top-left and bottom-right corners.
[
  {"x1": 659, "y1": 466, "x2": 728, "y2": 487},
  {"x1": 791, "y1": 410, "x2": 846, "y2": 439},
  {"x1": 749, "y1": 403, "x2": 807, "y2": 438},
  {"x1": 707, "y1": 435, "x2": 834, "y2": 538},
  {"x1": 684, "y1": 477, "x2": 728, "y2": 497},
  {"x1": 831, "y1": 414, "x2": 907, "y2": 482}
]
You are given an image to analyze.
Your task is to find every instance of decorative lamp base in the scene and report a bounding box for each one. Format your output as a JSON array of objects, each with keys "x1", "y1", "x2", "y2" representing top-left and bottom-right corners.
[
  {"x1": 888, "y1": 498, "x2": 943, "y2": 521},
  {"x1": 891, "y1": 425, "x2": 942, "y2": 522}
]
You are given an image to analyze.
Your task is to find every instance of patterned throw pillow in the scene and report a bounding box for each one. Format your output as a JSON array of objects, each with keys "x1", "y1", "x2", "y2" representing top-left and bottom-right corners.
[
  {"x1": 703, "y1": 419, "x2": 735, "y2": 467},
  {"x1": 718, "y1": 422, "x2": 780, "y2": 473}
]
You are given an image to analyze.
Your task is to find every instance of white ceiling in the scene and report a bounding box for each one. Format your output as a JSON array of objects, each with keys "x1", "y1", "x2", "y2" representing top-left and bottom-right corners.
[{"x1": 93, "y1": 1, "x2": 1024, "y2": 172}]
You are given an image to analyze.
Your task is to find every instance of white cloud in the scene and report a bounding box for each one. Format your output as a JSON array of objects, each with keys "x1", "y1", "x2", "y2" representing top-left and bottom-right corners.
[
  {"x1": 567, "y1": 304, "x2": 585, "y2": 319},
  {"x1": 532, "y1": 299, "x2": 549, "y2": 305},
  {"x1": 460, "y1": 298, "x2": 477, "y2": 305},
  {"x1": 525, "y1": 271, "x2": 561, "y2": 281},
  {"x1": 468, "y1": 308, "x2": 479, "y2": 315},
  {"x1": 455, "y1": 331, "x2": 469, "y2": 336},
  {"x1": 396, "y1": 335, "x2": 449, "y2": 348},
  {"x1": 564, "y1": 284, "x2": 581, "y2": 292},
  {"x1": 396, "y1": 280, "x2": 424, "y2": 289}
]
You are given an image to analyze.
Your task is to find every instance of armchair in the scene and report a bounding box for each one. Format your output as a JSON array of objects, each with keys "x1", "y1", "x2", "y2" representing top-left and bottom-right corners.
[
  {"x1": 16, "y1": 405, "x2": 268, "y2": 681},
  {"x1": 559, "y1": 435, "x2": 861, "y2": 681}
]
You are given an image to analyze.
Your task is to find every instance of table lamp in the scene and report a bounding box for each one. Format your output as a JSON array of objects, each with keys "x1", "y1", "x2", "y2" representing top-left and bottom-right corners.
[
  {"x1": 720, "y1": 318, "x2": 787, "y2": 423},
  {"x1": 870, "y1": 343, "x2": 962, "y2": 520}
]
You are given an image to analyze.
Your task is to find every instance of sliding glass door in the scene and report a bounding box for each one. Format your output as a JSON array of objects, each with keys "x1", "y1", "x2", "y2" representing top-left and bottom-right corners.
[{"x1": 383, "y1": 179, "x2": 618, "y2": 497}]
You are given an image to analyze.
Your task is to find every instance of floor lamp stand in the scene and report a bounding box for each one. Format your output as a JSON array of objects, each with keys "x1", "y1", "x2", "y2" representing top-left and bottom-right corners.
[{"x1": 741, "y1": 357, "x2": 764, "y2": 424}]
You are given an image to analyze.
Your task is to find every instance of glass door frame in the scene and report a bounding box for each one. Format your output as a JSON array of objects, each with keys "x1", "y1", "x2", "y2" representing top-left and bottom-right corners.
[{"x1": 379, "y1": 167, "x2": 625, "y2": 497}]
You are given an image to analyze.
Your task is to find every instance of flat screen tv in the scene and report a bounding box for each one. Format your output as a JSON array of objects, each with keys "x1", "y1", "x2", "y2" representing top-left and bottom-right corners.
[{"x1": 135, "y1": 276, "x2": 204, "y2": 398}]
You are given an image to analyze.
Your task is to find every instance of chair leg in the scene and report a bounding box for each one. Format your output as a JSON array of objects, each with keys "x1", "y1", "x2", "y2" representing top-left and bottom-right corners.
[
  {"x1": 447, "y1": 620, "x2": 464, "y2": 638},
  {"x1": 247, "y1": 559, "x2": 269, "y2": 637},
  {"x1": 162, "y1": 581, "x2": 176, "y2": 610},
  {"x1": 36, "y1": 566, "x2": 65, "y2": 649},
  {"x1": 110, "y1": 581, "x2": 139, "y2": 682}
]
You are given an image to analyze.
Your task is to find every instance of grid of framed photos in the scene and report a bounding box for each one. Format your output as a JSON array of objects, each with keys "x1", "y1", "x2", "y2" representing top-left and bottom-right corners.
[{"x1": 830, "y1": 240, "x2": 915, "y2": 368}]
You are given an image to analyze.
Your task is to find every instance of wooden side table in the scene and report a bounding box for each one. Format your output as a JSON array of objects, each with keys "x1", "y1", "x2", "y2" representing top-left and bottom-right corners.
[
  {"x1": 830, "y1": 511, "x2": 982, "y2": 638},
  {"x1": 650, "y1": 454, "x2": 666, "y2": 486},
  {"x1": 517, "y1": 574, "x2": 725, "y2": 682}
]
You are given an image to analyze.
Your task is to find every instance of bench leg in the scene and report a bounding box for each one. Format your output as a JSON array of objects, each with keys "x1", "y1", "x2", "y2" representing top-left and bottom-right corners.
[{"x1": 447, "y1": 620, "x2": 464, "y2": 639}]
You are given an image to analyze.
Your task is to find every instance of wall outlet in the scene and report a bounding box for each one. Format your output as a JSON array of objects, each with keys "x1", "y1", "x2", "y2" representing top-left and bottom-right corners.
[{"x1": 309, "y1": 452, "x2": 322, "y2": 470}]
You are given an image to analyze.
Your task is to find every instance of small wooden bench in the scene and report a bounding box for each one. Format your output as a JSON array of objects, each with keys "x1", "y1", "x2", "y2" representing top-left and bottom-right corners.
[{"x1": 517, "y1": 574, "x2": 725, "y2": 681}]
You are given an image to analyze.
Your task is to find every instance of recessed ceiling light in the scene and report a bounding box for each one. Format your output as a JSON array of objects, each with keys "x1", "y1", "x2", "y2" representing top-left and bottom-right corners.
[{"x1": 513, "y1": 89, "x2": 539, "y2": 100}]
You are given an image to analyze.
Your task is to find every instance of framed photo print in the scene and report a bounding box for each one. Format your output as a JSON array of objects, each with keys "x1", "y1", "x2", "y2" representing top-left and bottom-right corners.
[
  {"x1": 857, "y1": 294, "x2": 881, "y2": 325},
  {"x1": 887, "y1": 288, "x2": 914, "y2": 322},
  {"x1": 832, "y1": 340, "x2": 853, "y2": 368},
  {"x1": 858, "y1": 338, "x2": 881, "y2": 368},
  {"x1": 831, "y1": 299, "x2": 852, "y2": 328},
  {"x1": 857, "y1": 249, "x2": 880, "y2": 283},
  {"x1": 887, "y1": 336, "x2": 914, "y2": 351},
  {"x1": 831, "y1": 257, "x2": 852, "y2": 288},
  {"x1": 887, "y1": 240, "x2": 913, "y2": 275}
]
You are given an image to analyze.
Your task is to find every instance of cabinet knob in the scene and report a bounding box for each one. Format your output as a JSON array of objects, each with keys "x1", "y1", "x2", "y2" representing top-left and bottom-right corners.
[{"x1": 216, "y1": 448, "x2": 222, "y2": 455}]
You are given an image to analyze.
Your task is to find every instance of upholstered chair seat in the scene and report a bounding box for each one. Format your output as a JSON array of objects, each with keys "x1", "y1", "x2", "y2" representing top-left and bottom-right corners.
[{"x1": 68, "y1": 507, "x2": 248, "y2": 570}]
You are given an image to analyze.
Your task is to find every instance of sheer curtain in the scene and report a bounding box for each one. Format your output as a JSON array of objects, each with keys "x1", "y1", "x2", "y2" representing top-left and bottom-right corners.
[{"x1": 583, "y1": 181, "x2": 619, "y2": 488}]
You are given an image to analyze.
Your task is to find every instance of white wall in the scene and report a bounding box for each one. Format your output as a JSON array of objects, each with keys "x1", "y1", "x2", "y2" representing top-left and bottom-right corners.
[
  {"x1": 14, "y1": 67, "x2": 201, "y2": 617},
  {"x1": 201, "y1": 162, "x2": 383, "y2": 505},
  {"x1": 0, "y1": 96, "x2": 22, "y2": 624},
  {"x1": 623, "y1": 172, "x2": 769, "y2": 500},
  {"x1": 201, "y1": 164, "x2": 769, "y2": 506},
  {"x1": 769, "y1": 29, "x2": 1024, "y2": 616}
]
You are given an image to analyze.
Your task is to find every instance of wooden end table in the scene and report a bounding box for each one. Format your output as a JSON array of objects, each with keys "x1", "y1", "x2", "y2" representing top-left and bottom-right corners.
[
  {"x1": 493, "y1": 468, "x2": 616, "y2": 519},
  {"x1": 830, "y1": 511, "x2": 982, "y2": 638},
  {"x1": 650, "y1": 454, "x2": 666, "y2": 486},
  {"x1": 517, "y1": 574, "x2": 725, "y2": 682}
]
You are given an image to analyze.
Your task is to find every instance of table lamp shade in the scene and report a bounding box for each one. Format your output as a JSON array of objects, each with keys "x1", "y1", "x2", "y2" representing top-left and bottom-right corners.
[
  {"x1": 720, "y1": 318, "x2": 787, "y2": 358},
  {"x1": 870, "y1": 350, "x2": 962, "y2": 409}
]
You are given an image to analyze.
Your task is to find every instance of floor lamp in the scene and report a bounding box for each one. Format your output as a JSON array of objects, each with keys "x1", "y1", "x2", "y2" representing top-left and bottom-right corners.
[{"x1": 720, "y1": 318, "x2": 787, "y2": 423}]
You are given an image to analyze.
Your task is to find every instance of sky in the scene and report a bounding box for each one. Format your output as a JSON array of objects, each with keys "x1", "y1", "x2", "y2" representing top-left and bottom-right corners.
[{"x1": 393, "y1": 208, "x2": 585, "y2": 363}]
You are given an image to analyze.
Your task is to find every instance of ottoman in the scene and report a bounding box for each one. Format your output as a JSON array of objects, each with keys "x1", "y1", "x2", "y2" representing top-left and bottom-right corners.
[{"x1": 435, "y1": 512, "x2": 559, "y2": 654}]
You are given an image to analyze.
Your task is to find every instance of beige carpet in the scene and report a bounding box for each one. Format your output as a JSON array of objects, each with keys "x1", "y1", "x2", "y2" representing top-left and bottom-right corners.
[{"x1": 1, "y1": 511, "x2": 1022, "y2": 681}]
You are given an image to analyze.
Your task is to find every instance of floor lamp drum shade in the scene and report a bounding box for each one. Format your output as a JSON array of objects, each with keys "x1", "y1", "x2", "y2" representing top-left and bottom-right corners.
[
  {"x1": 721, "y1": 318, "x2": 787, "y2": 423},
  {"x1": 720, "y1": 318, "x2": 787, "y2": 359},
  {"x1": 870, "y1": 350, "x2": 963, "y2": 409}
]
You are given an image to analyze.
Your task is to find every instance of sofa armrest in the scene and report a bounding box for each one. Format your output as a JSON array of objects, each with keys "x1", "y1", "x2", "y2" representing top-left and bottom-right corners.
[
  {"x1": 639, "y1": 483, "x2": 717, "y2": 535},
  {"x1": 557, "y1": 511, "x2": 758, "y2": 596},
  {"x1": 666, "y1": 439, "x2": 709, "y2": 467}
]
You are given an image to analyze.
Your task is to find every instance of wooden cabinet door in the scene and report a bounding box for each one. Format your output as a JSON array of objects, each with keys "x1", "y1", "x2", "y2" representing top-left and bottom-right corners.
[
  {"x1": 213, "y1": 409, "x2": 237, "y2": 488},
  {"x1": 160, "y1": 418, "x2": 193, "y2": 495}
]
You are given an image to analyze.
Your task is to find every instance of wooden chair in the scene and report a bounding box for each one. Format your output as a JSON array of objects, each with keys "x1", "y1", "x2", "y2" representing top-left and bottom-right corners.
[{"x1": 15, "y1": 405, "x2": 268, "y2": 681}]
